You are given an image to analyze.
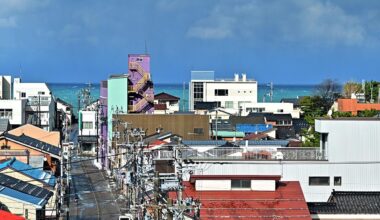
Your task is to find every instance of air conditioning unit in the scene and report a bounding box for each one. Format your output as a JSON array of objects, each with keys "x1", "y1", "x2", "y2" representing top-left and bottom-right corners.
[
  {"x1": 275, "y1": 152, "x2": 284, "y2": 160},
  {"x1": 119, "y1": 214, "x2": 133, "y2": 220}
]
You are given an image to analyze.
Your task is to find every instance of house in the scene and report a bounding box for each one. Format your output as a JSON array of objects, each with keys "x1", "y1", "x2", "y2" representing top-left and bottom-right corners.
[
  {"x1": 0, "y1": 173, "x2": 53, "y2": 220},
  {"x1": 0, "y1": 99, "x2": 27, "y2": 128},
  {"x1": 168, "y1": 175, "x2": 311, "y2": 220},
  {"x1": 337, "y1": 98, "x2": 380, "y2": 116},
  {"x1": 308, "y1": 191, "x2": 380, "y2": 220},
  {"x1": 0, "y1": 125, "x2": 62, "y2": 174},
  {"x1": 13, "y1": 78, "x2": 56, "y2": 131},
  {"x1": 154, "y1": 92, "x2": 180, "y2": 114},
  {"x1": 78, "y1": 109, "x2": 98, "y2": 154},
  {"x1": 240, "y1": 102, "x2": 301, "y2": 118},
  {"x1": 56, "y1": 98, "x2": 73, "y2": 140},
  {"x1": 189, "y1": 71, "x2": 258, "y2": 111},
  {"x1": 181, "y1": 117, "x2": 380, "y2": 204},
  {"x1": 0, "y1": 158, "x2": 57, "y2": 216}
]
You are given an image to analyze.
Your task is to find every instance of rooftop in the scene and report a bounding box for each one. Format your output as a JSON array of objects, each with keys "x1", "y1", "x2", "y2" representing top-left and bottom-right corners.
[
  {"x1": 155, "y1": 92, "x2": 180, "y2": 101},
  {"x1": 316, "y1": 117, "x2": 380, "y2": 121},
  {"x1": 3, "y1": 133, "x2": 61, "y2": 158},
  {"x1": 0, "y1": 210, "x2": 25, "y2": 220},
  {"x1": 8, "y1": 124, "x2": 60, "y2": 147},
  {"x1": 0, "y1": 158, "x2": 56, "y2": 187},
  {"x1": 308, "y1": 191, "x2": 380, "y2": 214},
  {"x1": 169, "y1": 180, "x2": 311, "y2": 220},
  {"x1": 0, "y1": 173, "x2": 53, "y2": 207}
]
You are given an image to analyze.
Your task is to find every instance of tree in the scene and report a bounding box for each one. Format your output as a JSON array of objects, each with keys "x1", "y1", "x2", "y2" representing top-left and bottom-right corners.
[
  {"x1": 364, "y1": 81, "x2": 379, "y2": 103},
  {"x1": 331, "y1": 111, "x2": 352, "y2": 118},
  {"x1": 358, "y1": 109, "x2": 379, "y2": 117},
  {"x1": 316, "y1": 79, "x2": 341, "y2": 113},
  {"x1": 343, "y1": 81, "x2": 361, "y2": 98}
]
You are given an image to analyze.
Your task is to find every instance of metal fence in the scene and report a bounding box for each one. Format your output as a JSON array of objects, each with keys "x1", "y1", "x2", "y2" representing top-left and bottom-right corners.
[{"x1": 180, "y1": 147, "x2": 326, "y2": 161}]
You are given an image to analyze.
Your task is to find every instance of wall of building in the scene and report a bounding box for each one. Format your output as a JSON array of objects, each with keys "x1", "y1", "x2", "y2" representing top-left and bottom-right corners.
[
  {"x1": 79, "y1": 110, "x2": 97, "y2": 136},
  {"x1": 338, "y1": 99, "x2": 380, "y2": 115},
  {"x1": 115, "y1": 114, "x2": 210, "y2": 140},
  {"x1": 0, "y1": 99, "x2": 26, "y2": 126},
  {"x1": 315, "y1": 119, "x2": 380, "y2": 162},
  {"x1": 0, "y1": 196, "x2": 38, "y2": 220},
  {"x1": 0, "y1": 75, "x2": 12, "y2": 99},
  {"x1": 240, "y1": 102, "x2": 300, "y2": 118}
]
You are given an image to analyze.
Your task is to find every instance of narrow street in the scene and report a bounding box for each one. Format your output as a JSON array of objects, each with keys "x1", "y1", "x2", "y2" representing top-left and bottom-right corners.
[{"x1": 69, "y1": 155, "x2": 122, "y2": 220}]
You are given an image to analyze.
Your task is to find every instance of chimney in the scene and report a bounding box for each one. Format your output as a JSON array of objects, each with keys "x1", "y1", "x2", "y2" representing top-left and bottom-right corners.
[
  {"x1": 234, "y1": 73, "x2": 239, "y2": 82},
  {"x1": 242, "y1": 73, "x2": 247, "y2": 82}
]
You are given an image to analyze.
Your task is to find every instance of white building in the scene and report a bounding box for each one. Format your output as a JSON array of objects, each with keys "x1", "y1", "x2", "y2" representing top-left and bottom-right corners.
[
  {"x1": 0, "y1": 75, "x2": 12, "y2": 99},
  {"x1": 13, "y1": 78, "x2": 56, "y2": 131},
  {"x1": 0, "y1": 99, "x2": 27, "y2": 127},
  {"x1": 78, "y1": 109, "x2": 98, "y2": 154},
  {"x1": 189, "y1": 71, "x2": 258, "y2": 111},
  {"x1": 154, "y1": 92, "x2": 180, "y2": 114},
  {"x1": 183, "y1": 118, "x2": 380, "y2": 203},
  {"x1": 240, "y1": 102, "x2": 301, "y2": 118}
]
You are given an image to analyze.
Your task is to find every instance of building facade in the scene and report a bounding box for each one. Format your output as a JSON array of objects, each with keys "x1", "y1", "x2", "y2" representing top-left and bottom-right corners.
[{"x1": 189, "y1": 71, "x2": 258, "y2": 111}]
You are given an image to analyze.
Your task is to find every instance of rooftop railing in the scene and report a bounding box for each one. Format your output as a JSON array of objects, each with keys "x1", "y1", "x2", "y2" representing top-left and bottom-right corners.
[{"x1": 180, "y1": 147, "x2": 326, "y2": 161}]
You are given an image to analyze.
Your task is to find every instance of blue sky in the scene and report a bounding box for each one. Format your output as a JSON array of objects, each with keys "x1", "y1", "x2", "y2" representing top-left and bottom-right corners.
[{"x1": 1, "y1": 0, "x2": 380, "y2": 84}]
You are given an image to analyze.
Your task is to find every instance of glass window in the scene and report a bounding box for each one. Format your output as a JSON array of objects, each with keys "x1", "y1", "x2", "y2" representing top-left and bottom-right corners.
[
  {"x1": 334, "y1": 177, "x2": 342, "y2": 186},
  {"x1": 193, "y1": 128, "x2": 204, "y2": 135},
  {"x1": 0, "y1": 109, "x2": 13, "y2": 119},
  {"x1": 215, "y1": 89, "x2": 228, "y2": 96},
  {"x1": 193, "y1": 82, "x2": 203, "y2": 100},
  {"x1": 82, "y1": 122, "x2": 93, "y2": 129},
  {"x1": 225, "y1": 101, "x2": 234, "y2": 109},
  {"x1": 309, "y1": 177, "x2": 330, "y2": 186},
  {"x1": 231, "y1": 180, "x2": 251, "y2": 189},
  {"x1": 21, "y1": 92, "x2": 26, "y2": 98}
]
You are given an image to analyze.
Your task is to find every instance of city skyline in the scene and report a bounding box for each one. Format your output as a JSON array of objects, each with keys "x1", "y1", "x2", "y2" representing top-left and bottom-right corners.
[{"x1": 1, "y1": 0, "x2": 380, "y2": 84}]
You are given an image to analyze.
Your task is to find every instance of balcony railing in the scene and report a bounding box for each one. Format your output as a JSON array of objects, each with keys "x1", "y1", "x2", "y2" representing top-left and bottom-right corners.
[{"x1": 180, "y1": 147, "x2": 326, "y2": 161}]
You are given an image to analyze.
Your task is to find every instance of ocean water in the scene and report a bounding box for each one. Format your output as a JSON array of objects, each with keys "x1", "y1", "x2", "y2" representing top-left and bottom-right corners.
[{"x1": 48, "y1": 83, "x2": 317, "y2": 114}]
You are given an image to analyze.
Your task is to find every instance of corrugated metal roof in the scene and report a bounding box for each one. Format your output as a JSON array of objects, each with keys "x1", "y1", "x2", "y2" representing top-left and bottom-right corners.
[
  {"x1": 0, "y1": 158, "x2": 56, "y2": 187},
  {"x1": 0, "y1": 186, "x2": 46, "y2": 207},
  {"x1": 0, "y1": 173, "x2": 53, "y2": 201},
  {"x1": 212, "y1": 131, "x2": 245, "y2": 138},
  {"x1": 3, "y1": 133, "x2": 61, "y2": 157},
  {"x1": 169, "y1": 181, "x2": 311, "y2": 220}
]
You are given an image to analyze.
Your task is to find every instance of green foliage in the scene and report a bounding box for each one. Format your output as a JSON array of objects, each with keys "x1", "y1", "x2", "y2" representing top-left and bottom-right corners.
[
  {"x1": 343, "y1": 81, "x2": 361, "y2": 98},
  {"x1": 358, "y1": 109, "x2": 379, "y2": 117},
  {"x1": 331, "y1": 111, "x2": 352, "y2": 118},
  {"x1": 301, "y1": 127, "x2": 320, "y2": 147},
  {"x1": 364, "y1": 81, "x2": 380, "y2": 103}
]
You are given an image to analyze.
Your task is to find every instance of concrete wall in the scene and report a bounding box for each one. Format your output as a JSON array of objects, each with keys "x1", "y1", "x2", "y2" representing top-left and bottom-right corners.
[
  {"x1": 0, "y1": 99, "x2": 26, "y2": 125},
  {"x1": 79, "y1": 110, "x2": 97, "y2": 136},
  {"x1": 240, "y1": 102, "x2": 300, "y2": 118}
]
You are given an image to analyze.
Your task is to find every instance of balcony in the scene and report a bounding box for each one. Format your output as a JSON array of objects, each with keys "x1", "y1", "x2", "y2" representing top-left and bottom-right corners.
[{"x1": 180, "y1": 147, "x2": 327, "y2": 161}]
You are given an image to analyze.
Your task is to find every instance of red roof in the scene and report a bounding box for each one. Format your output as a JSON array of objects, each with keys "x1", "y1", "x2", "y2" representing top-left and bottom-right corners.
[
  {"x1": 169, "y1": 181, "x2": 311, "y2": 220},
  {"x1": 0, "y1": 210, "x2": 25, "y2": 220}
]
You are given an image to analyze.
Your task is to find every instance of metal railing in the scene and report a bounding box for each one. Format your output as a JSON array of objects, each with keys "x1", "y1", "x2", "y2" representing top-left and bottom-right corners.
[{"x1": 179, "y1": 147, "x2": 326, "y2": 161}]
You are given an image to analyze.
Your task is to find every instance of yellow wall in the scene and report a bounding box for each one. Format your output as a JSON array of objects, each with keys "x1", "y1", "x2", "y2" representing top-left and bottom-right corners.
[{"x1": 0, "y1": 196, "x2": 37, "y2": 220}]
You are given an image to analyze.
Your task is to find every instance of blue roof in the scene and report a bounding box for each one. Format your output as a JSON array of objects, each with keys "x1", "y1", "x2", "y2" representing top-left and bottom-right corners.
[
  {"x1": 0, "y1": 158, "x2": 56, "y2": 187},
  {"x1": 235, "y1": 124, "x2": 273, "y2": 133},
  {"x1": 0, "y1": 186, "x2": 47, "y2": 207}
]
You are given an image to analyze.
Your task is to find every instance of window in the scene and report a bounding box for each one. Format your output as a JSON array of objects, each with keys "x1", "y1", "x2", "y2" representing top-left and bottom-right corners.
[
  {"x1": 38, "y1": 91, "x2": 45, "y2": 95},
  {"x1": 0, "y1": 109, "x2": 12, "y2": 119},
  {"x1": 21, "y1": 92, "x2": 26, "y2": 98},
  {"x1": 215, "y1": 89, "x2": 228, "y2": 96},
  {"x1": 193, "y1": 128, "x2": 204, "y2": 135},
  {"x1": 193, "y1": 82, "x2": 204, "y2": 100},
  {"x1": 225, "y1": 101, "x2": 234, "y2": 109},
  {"x1": 334, "y1": 177, "x2": 342, "y2": 186},
  {"x1": 82, "y1": 122, "x2": 93, "y2": 129},
  {"x1": 309, "y1": 177, "x2": 330, "y2": 186},
  {"x1": 231, "y1": 180, "x2": 251, "y2": 189}
]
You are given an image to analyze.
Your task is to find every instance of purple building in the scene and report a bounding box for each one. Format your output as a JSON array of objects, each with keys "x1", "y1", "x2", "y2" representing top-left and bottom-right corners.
[
  {"x1": 128, "y1": 54, "x2": 154, "y2": 113},
  {"x1": 99, "y1": 80, "x2": 108, "y2": 170}
]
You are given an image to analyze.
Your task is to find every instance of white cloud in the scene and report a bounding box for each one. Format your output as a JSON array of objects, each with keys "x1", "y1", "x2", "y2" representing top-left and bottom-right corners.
[{"x1": 186, "y1": 0, "x2": 373, "y2": 46}]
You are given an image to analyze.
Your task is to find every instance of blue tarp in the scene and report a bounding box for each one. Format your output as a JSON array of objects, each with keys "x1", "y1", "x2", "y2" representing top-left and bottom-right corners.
[{"x1": 236, "y1": 124, "x2": 273, "y2": 133}]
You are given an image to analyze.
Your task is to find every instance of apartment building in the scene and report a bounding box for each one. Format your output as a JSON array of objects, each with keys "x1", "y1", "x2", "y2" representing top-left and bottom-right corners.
[
  {"x1": 189, "y1": 71, "x2": 258, "y2": 111},
  {"x1": 13, "y1": 78, "x2": 56, "y2": 131}
]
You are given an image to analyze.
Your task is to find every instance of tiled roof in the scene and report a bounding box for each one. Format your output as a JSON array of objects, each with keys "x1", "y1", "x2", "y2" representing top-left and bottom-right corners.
[
  {"x1": 3, "y1": 133, "x2": 61, "y2": 157},
  {"x1": 0, "y1": 158, "x2": 56, "y2": 187},
  {"x1": 308, "y1": 191, "x2": 380, "y2": 214},
  {"x1": 276, "y1": 126, "x2": 296, "y2": 140},
  {"x1": 230, "y1": 116, "x2": 265, "y2": 125},
  {"x1": 8, "y1": 124, "x2": 60, "y2": 147},
  {"x1": 0, "y1": 173, "x2": 53, "y2": 207},
  {"x1": 154, "y1": 92, "x2": 180, "y2": 101},
  {"x1": 169, "y1": 181, "x2": 311, "y2": 220}
]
